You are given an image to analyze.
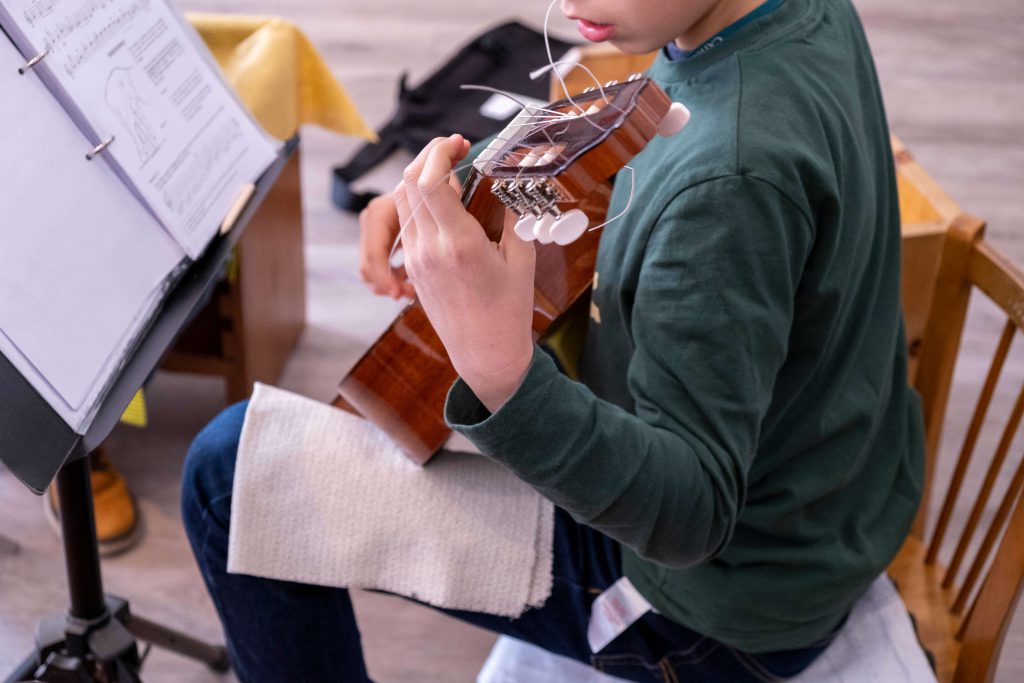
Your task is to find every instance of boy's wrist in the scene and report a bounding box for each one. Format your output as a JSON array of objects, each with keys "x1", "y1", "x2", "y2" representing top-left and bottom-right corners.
[{"x1": 458, "y1": 344, "x2": 535, "y2": 414}]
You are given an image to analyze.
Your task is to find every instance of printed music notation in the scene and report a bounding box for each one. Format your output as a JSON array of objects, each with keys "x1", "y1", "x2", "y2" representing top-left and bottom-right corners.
[
  {"x1": 21, "y1": 0, "x2": 151, "y2": 78},
  {"x1": 22, "y1": 0, "x2": 59, "y2": 25},
  {"x1": 0, "y1": 0, "x2": 278, "y2": 259},
  {"x1": 164, "y1": 116, "x2": 245, "y2": 229}
]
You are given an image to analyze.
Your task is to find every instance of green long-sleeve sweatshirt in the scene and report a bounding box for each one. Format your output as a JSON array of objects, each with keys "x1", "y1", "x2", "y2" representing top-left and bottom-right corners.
[{"x1": 444, "y1": 0, "x2": 924, "y2": 653}]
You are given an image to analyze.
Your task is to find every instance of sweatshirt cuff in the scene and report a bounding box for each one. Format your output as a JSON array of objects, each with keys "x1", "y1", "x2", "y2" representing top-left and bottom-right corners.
[{"x1": 444, "y1": 345, "x2": 560, "y2": 451}]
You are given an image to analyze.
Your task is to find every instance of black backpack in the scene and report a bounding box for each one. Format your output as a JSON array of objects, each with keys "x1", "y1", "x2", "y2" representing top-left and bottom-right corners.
[{"x1": 331, "y1": 21, "x2": 575, "y2": 213}]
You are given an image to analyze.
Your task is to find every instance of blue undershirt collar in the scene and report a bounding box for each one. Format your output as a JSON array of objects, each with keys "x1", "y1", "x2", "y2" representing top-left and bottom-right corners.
[{"x1": 665, "y1": 0, "x2": 785, "y2": 61}]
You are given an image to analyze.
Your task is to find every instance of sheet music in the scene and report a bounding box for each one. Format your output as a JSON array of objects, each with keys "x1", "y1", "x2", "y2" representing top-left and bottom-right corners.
[
  {"x1": 0, "y1": 0, "x2": 278, "y2": 258},
  {"x1": 0, "y1": 33, "x2": 185, "y2": 432}
]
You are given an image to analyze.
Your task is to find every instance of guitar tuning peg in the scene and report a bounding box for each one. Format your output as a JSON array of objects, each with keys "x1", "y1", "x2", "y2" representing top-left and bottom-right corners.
[
  {"x1": 550, "y1": 209, "x2": 590, "y2": 245},
  {"x1": 658, "y1": 102, "x2": 691, "y2": 137},
  {"x1": 514, "y1": 215, "x2": 538, "y2": 241},
  {"x1": 533, "y1": 213, "x2": 557, "y2": 244},
  {"x1": 604, "y1": 79, "x2": 619, "y2": 87}
]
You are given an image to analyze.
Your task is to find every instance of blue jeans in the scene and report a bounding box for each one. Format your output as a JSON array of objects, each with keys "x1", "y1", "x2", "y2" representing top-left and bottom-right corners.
[{"x1": 181, "y1": 401, "x2": 834, "y2": 683}]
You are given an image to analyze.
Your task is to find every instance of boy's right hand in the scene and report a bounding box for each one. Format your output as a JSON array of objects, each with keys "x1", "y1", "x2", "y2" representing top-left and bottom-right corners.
[{"x1": 358, "y1": 193, "x2": 416, "y2": 300}]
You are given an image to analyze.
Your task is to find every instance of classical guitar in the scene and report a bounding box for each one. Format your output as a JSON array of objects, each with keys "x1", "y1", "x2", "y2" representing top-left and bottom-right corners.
[{"x1": 334, "y1": 75, "x2": 688, "y2": 464}]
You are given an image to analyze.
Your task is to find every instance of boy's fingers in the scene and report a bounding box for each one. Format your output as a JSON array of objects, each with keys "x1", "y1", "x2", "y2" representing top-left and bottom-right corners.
[
  {"x1": 400, "y1": 137, "x2": 444, "y2": 214},
  {"x1": 403, "y1": 140, "x2": 454, "y2": 241},
  {"x1": 392, "y1": 181, "x2": 418, "y2": 252},
  {"x1": 419, "y1": 136, "x2": 473, "y2": 235},
  {"x1": 358, "y1": 198, "x2": 402, "y2": 294},
  {"x1": 500, "y1": 208, "x2": 536, "y2": 268}
]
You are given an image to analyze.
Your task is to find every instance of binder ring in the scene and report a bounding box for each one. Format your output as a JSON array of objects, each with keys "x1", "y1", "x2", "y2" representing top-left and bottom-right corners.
[
  {"x1": 85, "y1": 136, "x2": 115, "y2": 161},
  {"x1": 17, "y1": 50, "x2": 47, "y2": 75}
]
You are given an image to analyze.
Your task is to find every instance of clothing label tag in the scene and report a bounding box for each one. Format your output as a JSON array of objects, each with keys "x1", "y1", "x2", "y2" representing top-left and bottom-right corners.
[{"x1": 587, "y1": 577, "x2": 653, "y2": 653}]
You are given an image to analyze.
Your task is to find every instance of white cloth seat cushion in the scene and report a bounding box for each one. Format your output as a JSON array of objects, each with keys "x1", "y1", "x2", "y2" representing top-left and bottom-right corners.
[{"x1": 477, "y1": 574, "x2": 937, "y2": 683}]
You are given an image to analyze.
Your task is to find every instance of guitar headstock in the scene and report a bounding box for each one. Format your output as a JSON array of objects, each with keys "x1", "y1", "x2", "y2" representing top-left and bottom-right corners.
[{"x1": 467, "y1": 75, "x2": 684, "y2": 245}]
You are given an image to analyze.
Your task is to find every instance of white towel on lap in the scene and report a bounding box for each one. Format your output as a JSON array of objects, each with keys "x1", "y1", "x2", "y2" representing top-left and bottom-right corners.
[{"x1": 227, "y1": 383, "x2": 554, "y2": 617}]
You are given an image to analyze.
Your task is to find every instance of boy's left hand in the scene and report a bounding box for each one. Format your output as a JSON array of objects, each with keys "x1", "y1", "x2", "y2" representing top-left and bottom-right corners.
[{"x1": 396, "y1": 135, "x2": 537, "y2": 413}]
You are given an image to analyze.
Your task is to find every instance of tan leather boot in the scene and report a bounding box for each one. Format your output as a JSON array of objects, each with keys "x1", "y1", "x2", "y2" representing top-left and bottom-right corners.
[{"x1": 46, "y1": 446, "x2": 143, "y2": 556}]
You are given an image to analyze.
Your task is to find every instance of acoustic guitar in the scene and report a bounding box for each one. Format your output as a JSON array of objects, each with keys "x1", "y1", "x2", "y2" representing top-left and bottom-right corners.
[{"x1": 334, "y1": 75, "x2": 686, "y2": 464}]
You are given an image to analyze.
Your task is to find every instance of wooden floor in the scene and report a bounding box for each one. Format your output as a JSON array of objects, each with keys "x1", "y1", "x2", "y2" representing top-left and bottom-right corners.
[{"x1": 2, "y1": 0, "x2": 1023, "y2": 681}]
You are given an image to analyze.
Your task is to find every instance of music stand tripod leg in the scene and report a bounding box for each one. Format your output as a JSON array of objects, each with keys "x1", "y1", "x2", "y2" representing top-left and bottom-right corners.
[
  {"x1": 4, "y1": 454, "x2": 229, "y2": 682},
  {"x1": 125, "y1": 614, "x2": 229, "y2": 671}
]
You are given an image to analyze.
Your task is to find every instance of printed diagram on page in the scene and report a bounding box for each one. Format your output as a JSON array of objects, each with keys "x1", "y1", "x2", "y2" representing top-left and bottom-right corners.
[{"x1": 105, "y1": 66, "x2": 161, "y2": 163}]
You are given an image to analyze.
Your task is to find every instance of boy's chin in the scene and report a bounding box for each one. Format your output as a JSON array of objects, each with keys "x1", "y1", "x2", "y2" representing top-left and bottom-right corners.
[{"x1": 608, "y1": 37, "x2": 665, "y2": 55}]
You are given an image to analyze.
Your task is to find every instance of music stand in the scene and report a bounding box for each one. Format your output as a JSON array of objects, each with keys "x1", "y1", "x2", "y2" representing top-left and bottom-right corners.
[{"x1": 1, "y1": 137, "x2": 298, "y2": 683}]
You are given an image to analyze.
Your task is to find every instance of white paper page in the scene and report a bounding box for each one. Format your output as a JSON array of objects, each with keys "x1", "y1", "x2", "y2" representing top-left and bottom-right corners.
[
  {"x1": 0, "y1": 34, "x2": 185, "y2": 432},
  {"x1": 1, "y1": 0, "x2": 278, "y2": 258}
]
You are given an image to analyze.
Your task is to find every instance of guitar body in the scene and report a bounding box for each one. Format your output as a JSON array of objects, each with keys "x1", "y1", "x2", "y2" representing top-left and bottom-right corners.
[
  {"x1": 334, "y1": 77, "x2": 674, "y2": 464},
  {"x1": 334, "y1": 184, "x2": 609, "y2": 463}
]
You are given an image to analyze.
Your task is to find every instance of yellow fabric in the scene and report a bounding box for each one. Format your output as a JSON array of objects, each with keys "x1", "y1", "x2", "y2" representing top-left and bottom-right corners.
[
  {"x1": 119, "y1": 389, "x2": 148, "y2": 427},
  {"x1": 187, "y1": 13, "x2": 375, "y2": 142}
]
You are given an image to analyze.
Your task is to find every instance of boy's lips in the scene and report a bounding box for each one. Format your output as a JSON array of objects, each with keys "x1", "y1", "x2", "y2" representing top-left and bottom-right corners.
[{"x1": 576, "y1": 18, "x2": 615, "y2": 42}]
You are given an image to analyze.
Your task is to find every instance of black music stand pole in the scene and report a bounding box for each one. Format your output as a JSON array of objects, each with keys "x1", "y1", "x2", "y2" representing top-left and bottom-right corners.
[{"x1": 4, "y1": 453, "x2": 228, "y2": 683}]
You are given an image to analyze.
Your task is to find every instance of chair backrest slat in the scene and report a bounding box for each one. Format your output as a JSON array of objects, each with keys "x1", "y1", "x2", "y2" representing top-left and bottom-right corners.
[
  {"x1": 969, "y1": 242, "x2": 1024, "y2": 330},
  {"x1": 912, "y1": 216, "x2": 985, "y2": 539},
  {"x1": 911, "y1": 214, "x2": 1024, "y2": 683},
  {"x1": 943, "y1": 382, "x2": 1024, "y2": 591},
  {"x1": 954, "y1": 488, "x2": 1024, "y2": 683},
  {"x1": 926, "y1": 319, "x2": 1016, "y2": 566},
  {"x1": 955, "y1": 452, "x2": 1024, "y2": 615}
]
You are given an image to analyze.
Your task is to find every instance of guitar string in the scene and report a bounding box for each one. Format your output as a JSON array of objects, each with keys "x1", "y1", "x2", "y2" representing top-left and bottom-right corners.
[
  {"x1": 387, "y1": 69, "x2": 642, "y2": 261},
  {"x1": 457, "y1": 85, "x2": 573, "y2": 119},
  {"x1": 387, "y1": 91, "x2": 596, "y2": 260},
  {"x1": 544, "y1": 0, "x2": 586, "y2": 115},
  {"x1": 388, "y1": 134, "x2": 636, "y2": 264},
  {"x1": 459, "y1": 84, "x2": 604, "y2": 136},
  {"x1": 460, "y1": 70, "x2": 624, "y2": 133},
  {"x1": 529, "y1": 60, "x2": 623, "y2": 113},
  {"x1": 466, "y1": 85, "x2": 633, "y2": 229},
  {"x1": 388, "y1": 111, "x2": 635, "y2": 261},
  {"x1": 588, "y1": 165, "x2": 636, "y2": 233}
]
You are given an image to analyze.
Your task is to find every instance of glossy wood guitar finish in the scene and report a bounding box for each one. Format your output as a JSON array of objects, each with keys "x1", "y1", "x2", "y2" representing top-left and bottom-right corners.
[{"x1": 335, "y1": 78, "x2": 671, "y2": 463}]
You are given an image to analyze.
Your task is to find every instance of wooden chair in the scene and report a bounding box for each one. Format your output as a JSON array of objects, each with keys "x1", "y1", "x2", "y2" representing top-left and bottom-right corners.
[
  {"x1": 895, "y1": 138, "x2": 963, "y2": 386},
  {"x1": 888, "y1": 214, "x2": 1024, "y2": 683}
]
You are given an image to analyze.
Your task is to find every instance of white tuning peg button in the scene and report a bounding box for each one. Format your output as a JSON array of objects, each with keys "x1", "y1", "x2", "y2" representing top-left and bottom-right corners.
[
  {"x1": 550, "y1": 209, "x2": 590, "y2": 245},
  {"x1": 514, "y1": 215, "x2": 538, "y2": 241},
  {"x1": 658, "y1": 102, "x2": 691, "y2": 137},
  {"x1": 533, "y1": 213, "x2": 556, "y2": 244}
]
